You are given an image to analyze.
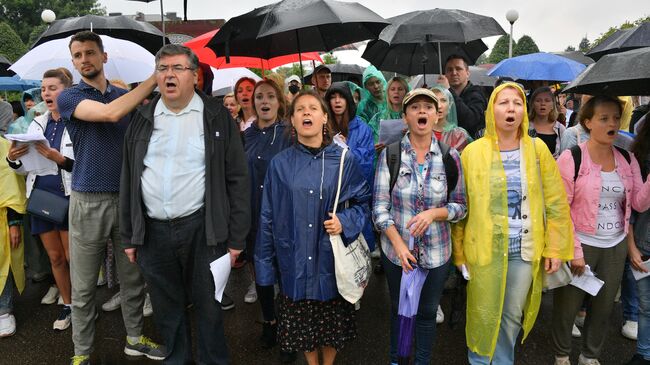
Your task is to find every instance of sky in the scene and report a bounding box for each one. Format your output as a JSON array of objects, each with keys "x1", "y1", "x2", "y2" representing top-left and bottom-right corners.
[{"x1": 99, "y1": 0, "x2": 647, "y2": 53}]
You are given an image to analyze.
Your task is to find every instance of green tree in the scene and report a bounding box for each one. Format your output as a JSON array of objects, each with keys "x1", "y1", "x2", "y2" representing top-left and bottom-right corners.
[
  {"x1": 321, "y1": 53, "x2": 339, "y2": 64},
  {"x1": 513, "y1": 35, "x2": 539, "y2": 56},
  {"x1": 565, "y1": 45, "x2": 576, "y2": 52},
  {"x1": 0, "y1": 22, "x2": 26, "y2": 62},
  {"x1": 475, "y1": 52, "x2": 488, "y2": 65},
  {"x1": 578, "y1": 37, "x2": 591, "y2": 53},
  {"x1": 27, "y1": 24, "x2": 48, "y2": 47},
  {"x1": 0, "y1": 0, "x2": 106, "y2": 44},
  {"x1": 488, "y1": 35, "x2": 513, "y2": 63}
]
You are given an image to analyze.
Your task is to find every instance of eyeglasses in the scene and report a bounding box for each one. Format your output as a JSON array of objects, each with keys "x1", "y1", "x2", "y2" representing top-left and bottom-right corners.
[{"x1": 156, "y1": 65, "x2": 195, "y2": 73}]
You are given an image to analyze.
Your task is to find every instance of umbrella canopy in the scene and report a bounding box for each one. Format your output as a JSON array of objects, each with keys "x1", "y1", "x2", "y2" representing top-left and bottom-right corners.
[
  {"x1": 586, "y1": 23, "x2": 650, "y2": 61},
  {"x1": 0, "y1": 76, "x2": 40, "y2": 91},
  {"x1": 362, "y1": 39, "x2": 487, "y2": 76},
  {"x1": 11, "y1": 35, "x2": 154, "y2": 84},
  {"x1": 409, "y1": 66, "x2": 497, "y2": 88},
  {"x1": 210, "y1": 67, "x2": 262, "y2": 96},
  {"x1": 126, "y1": 0, "x2": 168, "y2": 47},
  {"x1": 552, "y1": 51, "x2": 595, "y2": 65},
  {"x1": 563, "y1": 47, "x2": 650, "y2": 96},
  {"x1": 302, "y1": 63, "x2": 365, "y2": 84},
  {"x1": 185, "y1": 29, "x2": 322, "y2": 69},
  {"x1": 487, "y1": 52, "x2": 586, "y2": 82},
  {"x1": 0, "y1": 55, "x2": 15, "y2": 77},
  {"x1": 206, "y1": 0, "x2": 388, "y2": 60},
  {"x1": 31, "y1": 15, "x2": 169, "y2": 55}
]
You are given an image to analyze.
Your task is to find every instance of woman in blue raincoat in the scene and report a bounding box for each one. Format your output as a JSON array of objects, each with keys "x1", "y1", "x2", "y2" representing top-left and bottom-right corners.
[
  {"x1": 255, "y1": 90, "x2": 371, "y2": 365},
  {"x1": 243, "y1": 78, "x2": 293, "y2": 349},
  {"x1": 325, "y1": 82, "x2": 376, "y2": 252}
]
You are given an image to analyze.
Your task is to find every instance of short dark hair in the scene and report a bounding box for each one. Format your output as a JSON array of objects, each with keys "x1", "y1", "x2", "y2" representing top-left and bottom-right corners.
[
  {"x1": 578, "y1": 95, "x2": 623, "y2": 133},
  {"x1": 155, "y1": 44, "x2": 199, "y2": 70},
  {"x1": 42, "y1": 68, "x2": 73, "y2": 88},
  {"x1": 445, "y1": 54, "x2": 469, "y2": 70},
  {"x1": 69, "y1": 31, "x2": 104, "y2": 53}
]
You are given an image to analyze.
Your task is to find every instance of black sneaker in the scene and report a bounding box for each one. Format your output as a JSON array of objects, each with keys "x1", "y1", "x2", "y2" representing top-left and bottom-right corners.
[
  {"x1": 260, "y1": 321, "x2": 277, "y2": 348},
  {"x1": 280, "y1": 351, "x2": 297, "y2": 364},
  {"x1": 627, "y1": 354, "x2": 650, "y2": 365},
  {"x1": 221, "y1": 294, "x2": 235, "y2": 311}
]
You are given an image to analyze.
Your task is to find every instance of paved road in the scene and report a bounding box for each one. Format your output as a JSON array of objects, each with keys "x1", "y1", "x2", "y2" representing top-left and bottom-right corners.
[{"x1": 0, "y1": 262, "x2": 636, "y2": 364}]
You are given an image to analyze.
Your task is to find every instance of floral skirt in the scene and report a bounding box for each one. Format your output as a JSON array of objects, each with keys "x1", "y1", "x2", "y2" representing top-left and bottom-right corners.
[{"x1": 277, "y1": 294, "x2": 356, "y2": 352}]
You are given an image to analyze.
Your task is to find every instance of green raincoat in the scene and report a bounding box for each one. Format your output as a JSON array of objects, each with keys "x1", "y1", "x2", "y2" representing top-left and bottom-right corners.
[
  {"x1": 357, "y1": 65, "x2": 387, "y2": 124},
  {"x1": 367, "y1": 77, "x2": 410, "y2": 144},
  {"x1": 430, "y1": 85, "x2": 472, "y2": 153},
  {"x1": 451, "y1": 83, "x2": 573, "y2": 359}
]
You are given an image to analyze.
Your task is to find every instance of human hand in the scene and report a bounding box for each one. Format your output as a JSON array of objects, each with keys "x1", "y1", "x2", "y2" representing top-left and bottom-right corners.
[
  {"x1": 324, "y1": 213, "x2": 342, "y2": 235},
  {"x1": 544, "y1": 257, "x2": 561, "y2": 274},
  {"x1": 125, "y1": 248, "x2": 137, "y2": 263},
  {"x1": 406, "y1": 210, "x2": 439, "y2": 237},
  {"x1": 436, "y1": 75, "x2": 450, "y2": 89},
  {"x1": 228, "y1": 248, "x2": 242, "y2": 267},
  {"x1": 374, "y1": 143, "x2": 385, "y2": 154},
  {"x1": 7, "y1": 141, "x2": 29, "y2": 161},
  {"x1": 35, "y1": 142, "x2": 65, "y2": 164},
  {"x1": 570, "y1": 258, "x2": 586, "y2": 276},
  {"x1": 393, "y1": 241, "x2": 416, "y2": 273},
  {"x1": 9, "y1": 226, "x2": 20, "y2": 249},
  {"x1": 629, "y1": 245, "x2": 648, "y2": 273}
]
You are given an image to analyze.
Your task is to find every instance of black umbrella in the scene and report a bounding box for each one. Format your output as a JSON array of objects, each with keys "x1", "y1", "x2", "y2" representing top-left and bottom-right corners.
[
  {"x1": 0, "y1": 55, "x2": 15, "y2": 77},
  {"x1": 302, "y1": 63, "x2": 365, "y2": 84},
  {"x1": 362, "y1": 9, "x2": 505, "y2": 85},
  {"x1": 362, "y1": 38, "x2": 487, "y2": 77},
  {"x1": 409, "y1": 66, "x2": 497, "y2": 88},
  {"x1": 31, "y1": 15, "x2": 169, "y2": 55},
  {"x1": 552, "y1": 51, "x2": 595, "y2": 65},
  {"x1": 206, "y1": 0, "x2": 388, "y2": 79},
  {"x1": 563, "y1": 47, "x2": 650, "y2": 96},
  {"x1": 586, "y1": 23, "x2": 650, "y2": 61}
]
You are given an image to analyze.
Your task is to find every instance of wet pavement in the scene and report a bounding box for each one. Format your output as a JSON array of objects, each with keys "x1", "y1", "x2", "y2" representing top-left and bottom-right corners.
[{"x1": 0, "y1": 261, "x2": 636, "y2": 365}]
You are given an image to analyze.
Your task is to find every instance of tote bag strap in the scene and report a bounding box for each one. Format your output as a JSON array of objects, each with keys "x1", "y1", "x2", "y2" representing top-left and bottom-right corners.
[{"x1": 332, "y1": 148, "x2": 348, "y2": 215}]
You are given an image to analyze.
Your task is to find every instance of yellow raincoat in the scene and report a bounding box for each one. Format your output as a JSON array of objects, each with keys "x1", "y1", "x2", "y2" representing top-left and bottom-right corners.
[
  {"x1": 451, "y1": 83, "x2": 573, "y2": 358},
  {"x1": 0, "y1": 138, "x2": 27, "y2": 296}
]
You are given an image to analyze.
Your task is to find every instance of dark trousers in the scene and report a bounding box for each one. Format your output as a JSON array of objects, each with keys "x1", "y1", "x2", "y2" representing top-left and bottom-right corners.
[{"x1": 137, "y1": 209, "x2": 229, "y2": 365}]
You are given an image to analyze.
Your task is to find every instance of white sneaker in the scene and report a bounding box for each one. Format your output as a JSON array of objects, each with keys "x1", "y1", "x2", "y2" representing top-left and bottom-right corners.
[
  {"x1": 578, "y1": 354, "x2": 601, "y2": 365},
  {"x1": 622, "y1": 320, "x2": 638, "y2": 340},
  {"x1": 575, "y1": 314, "x2": 586, "y2": 327},
  {"x1": 57, "y1": 295, "x2": 64, "y2": 305},
  {"x1": 244, "y1": 282, "x2": 257, "y2": 303},
  {"x1": 370, "y1": 248, "x2": 381, "y2": 259},
  {"x1": 436, "y1": 305, "x2": 444, "y2": 324},
  {"x1": 0, "y1": 314, "x2": 16, "y2": 337},
  {"x1": 143, "y1": 293, "x2": 153, "y2": 317},
  {"x1": 102, "y1": 292, "x2": 121, "y2": 312},
  {"x1": 555, "y1": 356, "x2": 572, "y2": 365},
  {"x1": 53, "y1": 306, "x2": 71, "y2": 330},
  {"x1": 572, "y1": 323, "x2": 581, "y2": 338},
  {"x1": 41, "y1": 286, "x2": 60, "y2": 305}
]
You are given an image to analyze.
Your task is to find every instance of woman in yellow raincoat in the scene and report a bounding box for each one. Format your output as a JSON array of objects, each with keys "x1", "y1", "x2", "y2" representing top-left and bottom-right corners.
[
  {"x1": 452, "y1": 83, "x2": 573, "y2": 364},
  {"x1": 0, "y1": 137, "x2": 27, "y2": 337}
]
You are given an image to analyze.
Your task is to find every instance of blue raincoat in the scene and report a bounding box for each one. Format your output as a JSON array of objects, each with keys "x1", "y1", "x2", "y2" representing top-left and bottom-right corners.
[{"x1": 255, "y1": 143, "x2": 371, "y2": 301}]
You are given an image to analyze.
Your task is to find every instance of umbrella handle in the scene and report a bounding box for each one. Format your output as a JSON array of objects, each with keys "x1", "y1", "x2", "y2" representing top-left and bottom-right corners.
[
  {"x1": 296, "y1": 30, "x2": 304, "y2": 83},
  {"x1": 438, "y1": 42, "x2": 442, "y2": 75}
]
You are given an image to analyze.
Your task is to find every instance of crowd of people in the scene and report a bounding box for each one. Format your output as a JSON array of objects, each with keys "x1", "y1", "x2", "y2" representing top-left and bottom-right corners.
[{"x1": 0, "y1": 29, "x2": 650, "y2": 365}]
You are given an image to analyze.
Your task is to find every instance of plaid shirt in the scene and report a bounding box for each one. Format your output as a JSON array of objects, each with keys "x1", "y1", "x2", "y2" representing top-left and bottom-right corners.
[{"x1": 373, "y1": 133, "x2": 467, "y2": 269}]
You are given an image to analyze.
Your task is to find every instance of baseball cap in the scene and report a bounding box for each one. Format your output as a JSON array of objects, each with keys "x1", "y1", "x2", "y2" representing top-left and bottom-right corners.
[
  {"x1": 402, "y1": 88, "x2": 439, "y2": 112},
  {"x1": 285, "y1": 75, "x2": 301, "y2": 85},
  {"x1": 313, "y1": 64, "x2": 331, "y2": 75}
]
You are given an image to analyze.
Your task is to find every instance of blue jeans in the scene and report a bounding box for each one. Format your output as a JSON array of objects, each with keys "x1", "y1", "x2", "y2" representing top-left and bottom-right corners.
[
  {"x1": 0, "y1": 271, "x2": 14, "y2": 315},
  {"x1": 622, "y1": 259, "x2": 639, "y2": 322},
  {"x1": 637, "y1": 274, "x2": 650, "y2": 359},
  {"x1": 382, "y1": 252, "x2": 450, "y2": 365},
  {"x1": 468, "y1": 255, "x2": 532, "y2": 365},
  {"x1": 137, "y1": 209, "x2": 229, "y2": 365}
]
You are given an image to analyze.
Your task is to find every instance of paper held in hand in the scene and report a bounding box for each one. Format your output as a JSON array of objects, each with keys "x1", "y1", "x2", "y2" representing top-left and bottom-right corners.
[
  {"x1": 378, "y1": 119, "x2": 405, "y2": 145},
  {"x1": 632, "y1": 258, "x2": 650, "y2": 281},
  {"x1": 209, "y1": 253, "x2": 232, "y2": 302},
  {"x1": 4, "y1": 132, "x2": 57, "y2": 173},
  {"x1": 569, "y1": 265, "x2": 604, "y2": 296}
]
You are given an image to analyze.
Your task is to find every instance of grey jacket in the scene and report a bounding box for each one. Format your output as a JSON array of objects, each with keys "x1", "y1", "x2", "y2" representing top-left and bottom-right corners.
[{"x1": 120, "y1": 92, "x2": 250, "y2": 250}]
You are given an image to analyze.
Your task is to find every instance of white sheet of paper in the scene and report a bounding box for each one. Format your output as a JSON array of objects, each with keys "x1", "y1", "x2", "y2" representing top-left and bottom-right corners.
[
  {"x1": 209, "y1": 253, "x2": 232, "y2": 302},
  {"x1": 333, "y1": 133, "x2": 348, "y2": 149},
  {"x1": 632, "y1": 259, "x2": 650, "y2": 281},
  {"x1": 461, "y1": 264, "x2": 470, "y2": 280},
  {"x1": 569, "y1": 265, "x2": 604, "y2": 296},
  {"x1": 378, "y1": 119, "x2": 405, "y2": 145},
  {"x1": 4, "y1": 133, "x2": 57, "y2": 173}
]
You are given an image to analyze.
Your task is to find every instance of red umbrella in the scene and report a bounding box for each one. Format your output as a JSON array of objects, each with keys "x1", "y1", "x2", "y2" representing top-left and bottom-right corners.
[{"x1": 185, "y1": 30, "x2": 322, "y2": 70}]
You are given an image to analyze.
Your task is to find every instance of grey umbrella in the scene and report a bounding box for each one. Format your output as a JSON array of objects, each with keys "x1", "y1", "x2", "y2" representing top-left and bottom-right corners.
[
  {"x1": 31, "y1": 14, "x2": 169, "y2": 55},
  {"x1": 552, "y1": 51, "x2": 595, "y2": 65},
  {"x1": 303, "y1": 63, "x2": 365, "y2": 84},
  {"x1": 586, "y1": 23, "x2": 650, "y2": 61},
  {"x1": 563, "y1": 47, "x2": 650, "y2": 96},
  {"x1": 409, "y1": 66, "x2": 497, "y2": 89},
  {"x1": 0, "y1": 55, "x2": 15, "y2": 77}
]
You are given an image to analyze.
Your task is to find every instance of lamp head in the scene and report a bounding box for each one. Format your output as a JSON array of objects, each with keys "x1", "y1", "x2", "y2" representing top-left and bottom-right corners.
[{"x1": 506, "y1": 10, "x2": 519, "y2": 24}]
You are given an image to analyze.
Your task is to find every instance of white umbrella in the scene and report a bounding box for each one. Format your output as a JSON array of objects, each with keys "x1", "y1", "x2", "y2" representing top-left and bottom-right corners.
[
  {"x1": 210, "y1": 67, "x2": 261, "y2": 96},
  {"x1": 10, "y1": 35, "x2": 154, "y2": 84}
]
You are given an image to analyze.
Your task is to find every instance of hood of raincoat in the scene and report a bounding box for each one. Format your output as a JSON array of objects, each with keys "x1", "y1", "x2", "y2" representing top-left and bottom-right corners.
[
  {"x1": 21, "y1": 88, "x2": 42, "y2": 113},
  {"x1": 451, "y1": 82, "x2": 573, "y2": 359},
  {"x1": 357, "y1": 65, "x2": 388, "y2": 123},
  {"x1": 325, "y1": 81, "x2": 357, "y2": 122},
  {"x1": 362, "y1": 65, "x2": 387, "y2": 97},
  {"x1": 344, "y1": 81, "x2": 362, "y2": 102},
  {"x1": 430, "y1": 84, "x2": 459, "y2": 133}
]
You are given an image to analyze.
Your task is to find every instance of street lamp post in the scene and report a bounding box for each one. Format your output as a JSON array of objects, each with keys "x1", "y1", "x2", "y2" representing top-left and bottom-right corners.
[
  {"x1": 506, "y1": 9, "x2": 519, "y2": 58},
  {"x1": 41, "y1": 9, "x2": 56, "y2": 28}
]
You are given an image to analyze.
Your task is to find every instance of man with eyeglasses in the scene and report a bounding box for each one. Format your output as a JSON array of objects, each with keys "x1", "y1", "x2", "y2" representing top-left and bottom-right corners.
[
  {"x1": 56, "y1": 31, "x2": 164, "y2": 365},
  {"x1": 120, "y1": 44, "x2": 250, "y2": 364}
]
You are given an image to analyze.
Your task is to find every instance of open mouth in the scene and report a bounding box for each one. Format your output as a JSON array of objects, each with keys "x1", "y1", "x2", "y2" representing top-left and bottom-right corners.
[
  {"x1": 44, "y1": 99, "x2": 54, "y2": 106},
  {"x1": 260, "y1": 106, "x2": 270, "y2": 112},
  {"x1": 506, "y1": 116, "x2": 516, "y2": 124},
  {"x1": 165, "y1": 81, "x2": 177, "y2": 90},
  {"x1": 302, "y1": 118, "x2": 313, "y2": 127},
  {"x1": 241, "y1": 98, "x2": 250, "y2": 104},
  {"x1": 417, "y1": 117, "x2": 427, "y2": 126},
  {"x1": 607, "y1": 130, "x2": 617, "y2": 136}
]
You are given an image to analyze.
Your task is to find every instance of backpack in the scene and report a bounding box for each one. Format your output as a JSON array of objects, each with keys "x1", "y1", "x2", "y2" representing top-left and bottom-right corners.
[
  {"x1": 385, "y1": 140, "x2": 459, "y2": 200},
  {"x1": 569, "y1": 144, "x2": 631, "y2": 182}
]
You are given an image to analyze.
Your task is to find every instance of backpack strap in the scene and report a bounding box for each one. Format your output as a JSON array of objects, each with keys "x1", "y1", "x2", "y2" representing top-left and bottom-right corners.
[
  {"x1": 614, "y1": 146, "x2": 631, "y2": 165},
  {"x1": 386, "y1": 141, "x2": 401, "y2": 197},
  {"x1": 570, "y1": 144, "x2": 582, "y2": 183},
  {"x1": 439, "y1": 140, "x2": 459, "y2": 201}
]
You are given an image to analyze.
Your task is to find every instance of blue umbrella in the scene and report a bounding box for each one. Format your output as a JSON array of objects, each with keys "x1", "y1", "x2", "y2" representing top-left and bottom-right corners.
[
  {"x1": 487, "y1": 52, "x2": 586, "y2": 82},
  {"x1": 0, "y1": 76, "x2": 40, "y2": 91},
  {"x1": 397, "y1": 236, "x2": 429, "y2": 364}
]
